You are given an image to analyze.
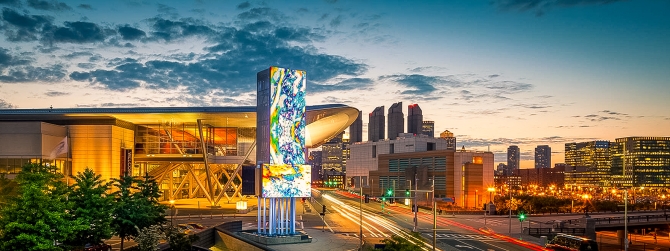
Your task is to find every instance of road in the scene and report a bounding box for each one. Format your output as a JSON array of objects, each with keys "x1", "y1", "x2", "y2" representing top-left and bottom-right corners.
[{"x1": 313, "y1": 190, "x2": 543, "y2": 251}]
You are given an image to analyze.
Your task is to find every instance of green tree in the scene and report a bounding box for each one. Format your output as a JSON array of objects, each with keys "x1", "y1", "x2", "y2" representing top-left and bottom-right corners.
[
  {"x1": 67, "y1": 168, "x2": 114, "y2": 248},
  {"x1": 0, "y1": 163, "x2": 87, "y2": 251},
  {"x1": 165, "y1": 226, "x2": 199, "y2": 251},
  {"x1": 111, "y1": 174, "x2": 166, "y2": 251},
  {"x1": 375, "y1": 232, "x2": 425, "y2": 251},
  {"x1": 135, "y1": 225, "x2": 164, "y2": 251},
  {"x1": 0, "y1": 173, "x2": 19, "y2": 208}
]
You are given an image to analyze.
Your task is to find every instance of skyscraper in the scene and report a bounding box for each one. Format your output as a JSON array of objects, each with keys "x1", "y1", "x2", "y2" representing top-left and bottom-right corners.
[
  {"x1": 349, "y1": 110, "x2": 362, "y2": 143},
  {"x1": 387, "y1": 102, "x2": 404, "y2": 140},
  {"x1": 507, "y1": 145, "x2": 520, "y2": 171},
  {"x1": 322, "y1": 131, "x2": 345, "y2": 173},
  {"x1": 534, "y1": 145, "x2": 551, "y2": 169},
  {"x1": 611, "y1": 137, "x2": 670, "y2": 187},
  {"x1": 407, "y1": 104, "x2": 423, "y2": 135},
  {"x1": 422, "y1": 121, "x2": 435, "y2": 137},
  {"x1": 368, "y1": 106, "x2": 385, "y2": 142}
]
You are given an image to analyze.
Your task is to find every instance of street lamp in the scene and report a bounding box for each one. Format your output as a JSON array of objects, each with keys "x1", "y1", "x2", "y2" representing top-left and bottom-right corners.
[
  {"x1": 486, "y1": 187, "x2": 495, "y2": 227},
  {"x1": 169, "y1": 199, "x2": 175, "y2": 225},
  {"x1": 582, "y1": 194, "x2": 590, "y2": 217}
]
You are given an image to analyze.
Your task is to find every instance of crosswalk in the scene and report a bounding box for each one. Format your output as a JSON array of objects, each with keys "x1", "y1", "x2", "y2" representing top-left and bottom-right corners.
[
  {"x1": 465, "y1": 218, "x2": 508, "y2": 226},
  {"x1": 341, "y1": 233, "x2": 390, "y2": 238},
  {"x1": 424, "y1": 233, "x2": 495, "y2": 240}
]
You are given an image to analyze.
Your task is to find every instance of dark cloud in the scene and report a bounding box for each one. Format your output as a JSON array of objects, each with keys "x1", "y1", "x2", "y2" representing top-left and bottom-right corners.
[
  {"x1": 408, "y1": 66, "x2": 447, "y2": 73},
  {"x1": 1, "y1": 8, "x2": 53, "y2": 41},
  {"x1": 70, "y1": 13, "x2": 367, "y2": 95},
  {"x1": 148, "y1": 17, "x2": 215, "y2": 41},
  {"x1": 600, "y1": 110, "x2": 628, "y2": 116},
  {"x1": 0, "y1": 98, "x2": 15, "y2": 108},
  {"x1": 99, "y1": 102, "x2": 139, "y2": 107},
  {"x1": 49, "y1": 21, "x2": 108, "y2": 43},
  {"x1": 310, "y1": 78, "x2": 373, "y2": 93},
  {"x1": 493, "y1": 0, "x2": 626, "y2": 16},
  {"x1": 519, "y1": 104, "x2": 550, "y2": 109},
  {"x1": 0, "y1": 64, "x2": 66, "y2": 82},
  {"x1": 380, "y1": 74, "x2": 440, "y2": 96},
  {"x1": 77, "y1": 4, "x2": 92, "y2": 9},
  {"x1": 0, "y1": 0, "x2": 21, "y2": 7},
  {"x1": 324, "y1": 0, "x2": 338, "y2": 3},
  {"x1": 44, "y1": 90, "x2": 69, "y2": 96},
  {"x1": 237, "y1": 1, "x2": 250, "y2": 9},
  {"x1": 27, "y1": 0, "x2": 70, "y2": 11},
  {"x1": 483, "y1": 80, "x2": 533, "y2": 94},
  {"x1": 118, "y1": 25, "x2": 146, "y2": 40},
  {"x1": 76, "y1": 62, "x2": 95, "y2": 69},
  {"x1": 330, "y1": 15, "x2": 342, "y2": 27},
  {"x1": 489, "y1": 74, "x2": 500, "y2": 78},
  {"x1": 0, "y1": 47, "x2": 30, "y2": 68},
  {"x1": 237, "y1": 7, "x2": 284, "y2": 23},
  {"x1": 61, "y1": 51, "x2": 93, "y2": 59}
]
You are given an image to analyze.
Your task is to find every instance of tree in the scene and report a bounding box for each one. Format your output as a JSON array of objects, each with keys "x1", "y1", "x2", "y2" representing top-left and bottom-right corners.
[
  {"x1": 0, "y1": 163, "x2": 87, "y2": 251},
  {"x1": 375, "y1": 232, "x2": 425, "y2": 251},
  {"x1": 0, "y1": 173, "x2": 19, "y2": 208},
  {"x1": 135, "y1": 225, "x2": 165, "y2": 251},
  {"x1": 67, "y1": 168, "x2": 115, "y2": 248},
  {"x1": 165, "y1": 226, "x2": 199, "y2": 251},
  {"x1": 111, "y1": 174, "x2": 166, "y2": 251}
]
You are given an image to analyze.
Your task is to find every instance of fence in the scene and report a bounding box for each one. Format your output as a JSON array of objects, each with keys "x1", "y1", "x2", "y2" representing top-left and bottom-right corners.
[
  {"x1": 527, "y1": 227, "x2": 586, "y2": 237},
  {"x1": 594, "y1": 214, "x2": 670, "y2": 226}
]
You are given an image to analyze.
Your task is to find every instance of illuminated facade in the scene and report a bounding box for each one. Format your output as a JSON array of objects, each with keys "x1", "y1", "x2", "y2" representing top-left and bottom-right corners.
[
  {"x1": 507, "y1": 145, "x2": 520, "y2": 172},
  {"x1": 534, "y1": 145, "x2": 551, "y2": 169},
  {"x1": 0, "y1": 104, "x2": 358, "y2": 206},
  {"x1": 422, "y1": 121, "x2": 435, "y2": 138},
  {"x1": 611, "y1": 137, "x2": 670, "y2": 187},
  {"x1": 564, "y1": 141, "x2": 612, "y2": 187}
]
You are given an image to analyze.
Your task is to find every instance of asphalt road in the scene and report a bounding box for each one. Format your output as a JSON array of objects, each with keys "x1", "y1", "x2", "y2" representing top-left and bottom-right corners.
[{"x1": 313, "y1": 190, "x2": 539, "y2": 251}]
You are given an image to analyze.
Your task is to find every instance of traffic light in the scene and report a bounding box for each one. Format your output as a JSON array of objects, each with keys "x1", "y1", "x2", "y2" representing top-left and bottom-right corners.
[
  {"x1": 405, "y1": 189, "x2": 410, "y2": 196},
  {"x1": 518, "y1": 211, "x2": 526, "y2": 222},
  {"x1": 322, "y1": 205, "x2": 327, "y2": 213},
  {"x1": 364, "y1": 194, "x2": 370, "y2": 203},
  {"x1": 386, "y1": 188, "x2": 393, "y2": 196}
]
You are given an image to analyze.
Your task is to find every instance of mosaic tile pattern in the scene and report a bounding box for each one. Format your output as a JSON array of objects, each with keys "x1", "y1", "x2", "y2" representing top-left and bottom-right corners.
[
  {"x1": 262, "y1": 164, "x2": 311, "y2": 198},
  {"x1": 269, "y1": 67, "x2": 306, "y2": 166}
]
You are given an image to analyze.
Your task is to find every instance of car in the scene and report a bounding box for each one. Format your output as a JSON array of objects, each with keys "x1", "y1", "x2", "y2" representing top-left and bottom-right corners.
[
  {"x1": 186, "y1": 222, "x2": 206, "y2": 230},
  {"x1": 177, "y1": 223, "x2": 195, "y2": 234}
]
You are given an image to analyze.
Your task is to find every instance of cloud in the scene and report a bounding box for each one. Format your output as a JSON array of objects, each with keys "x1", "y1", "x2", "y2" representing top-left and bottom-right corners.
[
  {"x1": 77, "y1": 4, "x2": 91, "y2": 10},
  {"x1": 310, "y1": 77, "x2": 374, "y2": 93},
  {"x1": 1, "y1": 8, "x2": 53, "y2": 41},
  {"x1": 0, "y1": 0, "x2": 21, "y2": 7},
  {"x1": 408, "y1": 66, "x2": 447, "y2": 73},
  {"x1": 148, "y1": 17, "x2": 215, "y2": 41},
  {"x1": 380, "y1": 74, "x2": 440, "y2": 96},
  {"x1": 493, "y1": 0, "x2": 627, "y2": 16},
  {"x1": 118, "y1": 25, "x2": 146, "y2": 40},
  {"x1": 237, "y1": 1, "x2": 250, "y2": 9},
  {"x1": 48, "y1": 21, "x2": 109, "y2": 43},
  {"x1": 0, "y1": 64, "x2": 66, "y2": 82},
  {"x1": 330, "y1": 15, "x2": 342, "y2": 27},
  {"x1": 27, "y1": 0, "x2": 70, "y2": 11},
  {"x1": 44, "y1": 90, "x2": 69, "y2": 96},
  {"x1": 0, "y1": 47, "x2": 31, "y2": 68},
  {"x1": 0, "y1": 98, "x2": 15, "y2": 108},
  {"x1": 600, "y1": 110, "x2": 628, "y2": 116}
]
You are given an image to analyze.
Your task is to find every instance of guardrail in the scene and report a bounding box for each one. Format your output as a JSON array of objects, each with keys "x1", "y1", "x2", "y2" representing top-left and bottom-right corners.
[
  {"x1": 593, "y1": 214, "x2": 670, "y2": 225},
  {"x1": 527, "y1": 227, "x2": 586, "y2": 237}
]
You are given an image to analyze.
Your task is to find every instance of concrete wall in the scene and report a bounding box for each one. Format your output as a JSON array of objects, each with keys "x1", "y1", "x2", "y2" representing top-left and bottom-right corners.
[{"x1": 0, "y1": 122, "x2": 66, "y2": 158}]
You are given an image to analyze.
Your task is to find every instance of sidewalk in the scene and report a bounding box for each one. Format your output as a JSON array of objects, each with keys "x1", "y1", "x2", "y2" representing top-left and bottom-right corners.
[{"x1": 271, "y1": 227, "x2": 360, "y2": 251}]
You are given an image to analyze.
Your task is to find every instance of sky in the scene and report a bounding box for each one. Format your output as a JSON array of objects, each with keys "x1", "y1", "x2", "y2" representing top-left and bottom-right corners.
[{"x1": 0, "y1": 0, "x2": 668, "y2": 167}]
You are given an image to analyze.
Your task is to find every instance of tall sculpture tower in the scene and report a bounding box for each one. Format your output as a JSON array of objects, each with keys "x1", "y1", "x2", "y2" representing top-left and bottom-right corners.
[{"x1": 256, "y1": 67, "x2": 311, "y2": 236}]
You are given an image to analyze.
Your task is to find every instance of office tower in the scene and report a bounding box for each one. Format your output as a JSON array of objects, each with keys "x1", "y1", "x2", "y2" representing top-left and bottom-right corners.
[
  {"x1": 439, "y1": 129, "x2": 456, "y2": 150},
  {"x1": 407, "y1": 104, "x2": 423, "y2": 135},
  {"x1": 322, "y1": 131, "x2": 345, "y2": 173},
  {"x1": 565, "y1": 141, "x2": 611, "y2": 187},
  {"x1": 534, "y1": 145, "x2": 551, "y2": 169},
  {"x1": 507, "y1": 145, "x2": 520, "y2": 172},
  {"x1": 387, "y1": 102, "x2": 404, "y2": 140},
  {"x1": 422, "y1": 121, "x2": 435, "y2": 137},
  {"x1": 368, "y1": 106, "x2": 385, "y2": 142},
  {"x1": 308, "y1": 151, "x2": 323, "y2": 182},
  {"x1": 611, "y1": 137, "x2": 670, "y2": 187},
  {"x1": 349, "y1": 110, "x2": 363, "y2": 143}
]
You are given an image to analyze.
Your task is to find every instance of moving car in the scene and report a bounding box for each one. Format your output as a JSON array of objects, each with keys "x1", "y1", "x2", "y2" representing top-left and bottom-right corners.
[{"x1": 546, "y1": 233, "x2": 598, "y2": 251}]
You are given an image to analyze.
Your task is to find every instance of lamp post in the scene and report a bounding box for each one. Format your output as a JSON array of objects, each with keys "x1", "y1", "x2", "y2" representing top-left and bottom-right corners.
[
  {"x1": 475, "y1": 190, "x2": 478, "y2": 210},
  {"x1": 582, "y1": 194, "x2": 590, "y2": 217},
  {"x1": 359, "y1": 176, "x2": 363, "y2": 251},
  {"x1": 169, "y1": 199, "x2": 175, "y2": 225},
  {"x1": 486, "y1": 187, "x2": 494, "y2": 227}
]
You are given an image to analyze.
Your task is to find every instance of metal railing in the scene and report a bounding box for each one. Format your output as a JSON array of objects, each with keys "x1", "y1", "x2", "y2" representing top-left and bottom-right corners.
[{"x1": 594, "y1": 214, "x2": 670, "y2": 225}]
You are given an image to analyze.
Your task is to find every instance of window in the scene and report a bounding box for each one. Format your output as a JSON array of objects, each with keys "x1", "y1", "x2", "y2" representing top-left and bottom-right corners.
[
  {"x1": 427, "y1": 142, "x2": 436, "y2": 151},
  {"x1": 372, "y1": 145, "x2": 377, "y2": 158},
  {"x1": 389, "y1": 144, "x2": 394, "y2": 154}
]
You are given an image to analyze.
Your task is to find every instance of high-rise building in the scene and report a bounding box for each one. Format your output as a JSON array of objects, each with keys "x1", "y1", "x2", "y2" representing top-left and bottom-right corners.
[
  {"x1": 564, "y1": 141, "x2": 611, "y2": 187},
  {"x1": 507, "y1": 145, "x2": 520, "y2": 172},
  {"x1": 387, "y1": 102, "x2": 404, "y2": 140},
  {"x1": 349, "y1": 110, "x2": 363, "y2": 143},
  {"x1": 534, "y1": 145, "x2": 551, "y2": 169},
  {"x1": 611, "y1": 137, "x2": 670, "y2": 187},
  {"x1": 407, "y1": 104, "x2": 423, "y2": 135},
  {"x1": 322, "y1": 131, "x2": 345, "y2": 173},
  {"x1": 422, "y1": 121, "x2": 435, "y2": 137},
  {"x1": 368, "y1": 106, "x2": 385, "y2": 142},
  {"x1": 308, "y1": 151, "x2": 323, "y2": 182},
  {"x1": 439, "y1": 130, "x2": 456, "y2": 150}
]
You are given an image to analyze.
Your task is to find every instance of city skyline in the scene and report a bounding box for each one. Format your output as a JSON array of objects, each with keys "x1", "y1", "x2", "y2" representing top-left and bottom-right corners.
[{"x1": 0, "y1": 0, "x2": 668, "y2": 167}]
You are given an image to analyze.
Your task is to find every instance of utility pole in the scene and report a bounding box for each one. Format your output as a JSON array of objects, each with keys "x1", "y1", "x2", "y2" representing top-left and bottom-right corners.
[
  {"x1": 509, "y1": 181, "x2": 512, "y2": 234},
  {"x1": 432, "y1": 178, "x2": 436, "y2": 251},
  {"x1": 413, "y1": 172, "x2": 418, "y2": 232},
  {"x1": 624, "y1": 189, "x2": 628, "y2": 251},
  {"x1": 359, "y1": 176, "x2": 363, "y2": 251}
]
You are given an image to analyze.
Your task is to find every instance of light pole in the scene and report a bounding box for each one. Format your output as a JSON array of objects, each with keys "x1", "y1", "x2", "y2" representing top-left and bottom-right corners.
[
  {"x1": 486, "y1": 187, "x2": 494, "y2": 227},
  {"x1": 508, "y1": 181, "x2": 512, "y2": 234},
  {"x1": 624, "y1": 189, "x2": 628, "y2": 251},
  {"x1": 169, "y1": 199, "x2": 175, "y2": 225},
  {"x1": 475, "y1": 190, "x2": 478, "y2": 210},
  {"x1": 582, "y1": 194, "x2": 591, "y2": 217},
  {"x1": 359, "y1": 176, "x2": 363, "y2": 251}
]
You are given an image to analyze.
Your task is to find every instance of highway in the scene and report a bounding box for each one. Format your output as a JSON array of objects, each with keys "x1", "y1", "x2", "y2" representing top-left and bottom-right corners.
[{"x1": 312, "y1": 190, "x2": 544, "y2": 251}]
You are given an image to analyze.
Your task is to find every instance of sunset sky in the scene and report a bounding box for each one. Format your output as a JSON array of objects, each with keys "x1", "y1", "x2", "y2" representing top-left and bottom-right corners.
[{"x1": 0, "y1": 0, "x2": 668, "y2": 167}]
